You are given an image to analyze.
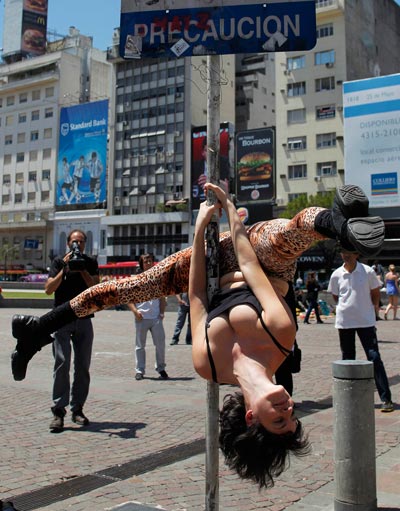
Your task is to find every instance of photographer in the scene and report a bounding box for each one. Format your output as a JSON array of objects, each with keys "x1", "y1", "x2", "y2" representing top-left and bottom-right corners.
[{"x1": 44, "y1": 229, "x2": 99, "y2": 432}]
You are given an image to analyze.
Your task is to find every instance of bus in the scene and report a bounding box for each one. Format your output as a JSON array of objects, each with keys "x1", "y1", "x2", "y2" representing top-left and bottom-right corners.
[{"x1": 98, "y1": 261, "x2": 139, "y2": 281}]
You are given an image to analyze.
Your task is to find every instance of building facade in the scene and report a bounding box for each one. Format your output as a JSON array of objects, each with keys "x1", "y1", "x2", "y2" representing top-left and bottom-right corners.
[{"x1": 0, "y1": 28, "x2": 112, "y2": 273}]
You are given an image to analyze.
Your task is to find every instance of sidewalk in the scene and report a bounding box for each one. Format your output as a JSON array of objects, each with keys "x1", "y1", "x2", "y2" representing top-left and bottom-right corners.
[{"x1": 0, "y1": 308, "x2": 399, "y2": 511}]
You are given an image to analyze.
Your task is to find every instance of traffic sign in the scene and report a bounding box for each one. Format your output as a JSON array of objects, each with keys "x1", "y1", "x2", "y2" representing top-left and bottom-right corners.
[{"x1": 120, "y1": 0, "x2": 316, "y2": 59}]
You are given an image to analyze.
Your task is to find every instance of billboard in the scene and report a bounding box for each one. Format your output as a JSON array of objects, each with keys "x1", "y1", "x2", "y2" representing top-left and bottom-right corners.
[
  {"x1": 57, "y1": 100, "x2": 109, "y2": 208},
  {"x1": 343, "y1": 73, "x2": 400, "y2": 208},
  {"x1": 235, "y1": 128, "x2": 275, "y2": 202},
  {"x1": 3, "y1": 0, "x2": 48, "y2": 58},
  {"x1": 120, "y1": 0, "x2": 316, "y2": 59},
  {"x1": 191, "y1": 122, "x2": 233, "y2": 210}
]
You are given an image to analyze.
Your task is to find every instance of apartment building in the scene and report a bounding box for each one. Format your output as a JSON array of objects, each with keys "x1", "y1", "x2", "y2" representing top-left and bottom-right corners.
[
  {"x1": 0, "y1": 29, "x2": 112, "y2": 271},
  {"x1": 103, "y1": 32, "x2": 235, "y2": 262},
  {"x1": 275, "y1": 0, "x2": 400, "y2": 208}
]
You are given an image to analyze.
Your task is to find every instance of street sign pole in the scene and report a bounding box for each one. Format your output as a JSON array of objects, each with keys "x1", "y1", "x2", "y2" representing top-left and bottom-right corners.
[{"x1": 205, "y1": 54, "x2": 221, "y2": 511}]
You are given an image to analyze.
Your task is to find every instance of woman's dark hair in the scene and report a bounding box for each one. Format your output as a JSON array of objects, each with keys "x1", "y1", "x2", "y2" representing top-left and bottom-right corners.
[
  {"x1": 138, "y1": 253, "x2": 154, "y2": 270},
  {"x1": 219, "y1": 391, "x2": 310, "y2": 489}
]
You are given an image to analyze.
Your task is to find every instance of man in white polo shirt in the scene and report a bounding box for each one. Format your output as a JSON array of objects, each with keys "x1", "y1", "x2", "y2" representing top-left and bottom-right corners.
[{"x1": 328, "y1": 249, "x2": 394, "y2": 412}]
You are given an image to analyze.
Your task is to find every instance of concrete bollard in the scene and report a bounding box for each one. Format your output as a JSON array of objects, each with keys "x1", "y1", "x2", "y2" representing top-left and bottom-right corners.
[{"x1": 332, "y1": 360, "x2": 377, "y2": 511}]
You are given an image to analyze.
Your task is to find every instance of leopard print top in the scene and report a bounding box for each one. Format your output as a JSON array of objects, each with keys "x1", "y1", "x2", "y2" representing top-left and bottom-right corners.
[{"x1": 71, "y1": 207, "x2": 326, "y2": 317}]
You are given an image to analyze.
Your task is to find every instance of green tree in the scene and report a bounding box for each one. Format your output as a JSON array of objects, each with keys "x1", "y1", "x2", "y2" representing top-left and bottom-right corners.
[{"x1": 280, "y1": 190, "x2": 336, "y2": 219}]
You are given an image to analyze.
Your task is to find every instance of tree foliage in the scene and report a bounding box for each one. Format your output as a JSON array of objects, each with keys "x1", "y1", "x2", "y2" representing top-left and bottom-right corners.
[{"x1": 280, "y1": 190, "x2": 336, "y2": 219}]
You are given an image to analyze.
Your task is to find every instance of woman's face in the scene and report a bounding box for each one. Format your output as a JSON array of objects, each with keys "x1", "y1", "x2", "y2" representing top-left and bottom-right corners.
[{"x1": 250, "y1": 385, "x2": 297, "y2": 435}]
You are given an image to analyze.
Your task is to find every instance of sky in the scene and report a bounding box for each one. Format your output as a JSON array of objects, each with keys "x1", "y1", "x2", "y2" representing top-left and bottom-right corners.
[
  {"x1": 0, "y1": 0, "x2": 400, "y2": 54},
  {"x1": 0, "y1": 0, "x2": 121, "y2": 52}
]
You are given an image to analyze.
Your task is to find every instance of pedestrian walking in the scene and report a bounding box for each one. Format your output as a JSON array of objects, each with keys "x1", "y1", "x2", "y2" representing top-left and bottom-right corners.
[
  {"x1": 384, "y1": 264, "x2": 399, "y2": 320},
  {"x1": 303, "y1": 272, "x2": 323, "y2": 324}
]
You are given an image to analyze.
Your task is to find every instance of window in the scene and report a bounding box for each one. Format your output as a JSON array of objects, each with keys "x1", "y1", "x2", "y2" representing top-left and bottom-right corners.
[
  {"x1": 6, "y1": 96, "x2": 15, "y2": 106},
  {"x1": 316, "y1": 133, "x2": 336, "y2": 148},
  {"x1": 316, "y1": 0, "x2": 335, "y2": 8},
  {"x1": 45, "y1": 87, "x2": 54, "y2": 98},
  {"x1": 41, "y1": 191, "x2": 50, "y2": 202},
  {"x1": 31, "y1": 110, "x2": 40, "y2": 121},
  {"x1": 317, "y1": 23, "x2": 333, "y2": 38},
  {"x1": 17, "y1": 133, "x2": 26, "y2": 143},
  {"x1": 287, "y1": 136, "x2": 307, "y2": 150},
  {"x1": 2, "y1": 195, "x2": 10, "y2": 205},
  {"x1": 4, "y1": 155, "x2": 12, "y2": 165},
  {"x1": 15, "y1": 193, "x2": 23, "y2": 203},
  {"x1": 317, "y1": 161, "x2": 337, "y2": 176},
  {"x1": 16, "y1": 172, "x2": 24, "y2": 184},
  {"x1": 19, "y1": 92, "x2": 28, "y2": 103},
  {"x1": 5, "y1": 135, "x2": 13, "y2": 145},
  {"x1": 42, "y1": 148, "x2": 51, "y2": 159},
  {"x1": 287, "y1": 81, "x2": 306, "y2": 97},
  {"x1": 315, "y1": 50, "x2": 335, "y2": 66},
  {"x1": 29, "y1": 150, "x2": 38, "y2": 161},
  {"x1": 6, "y1": 115, "x2": 14, "y2": 126},
  {"x1": 287, "y1": 55, "x2": 305, "y2": 70},
  {"x1": 42, "y1": 169, "x2": 50, "y2": 180},
  {"x1": 287, "y1": 108, "x2": 306, "y2": 124},
  {"x1": 316, "y1": 104, "x2": 336, "y2": 119},
  {"x1": 16, "y1": 153, "x2": 25, "y2": 163},
  {"x1": 28, "y1": 171, "x2": 37, "y2": 182},
  {"x1": 45, "y1": 107, "x2": 53, "y2": 118},
  {"x1": 315, "y1": 77, "x2": 335, "y2": 92},
  {"x1": 32, "y1": 90, "x2": 40, "y2": 100},
  {"x1": 28, "y1": 192, "x2": 36, "y2": 203},
  {"x1": 19, "y1": 113, "x2": 27, "y2": 123},
  {"x1": 30, "y1": 131, "x2": 39, "y2": 141},
  {"x1": 3, "y1": 174, "x2": 11, "y2": 185},
  {"x1": 288, "y1": 164, "x2": 307, "y2": 179},
  {"x1": 43, "y1": 128, "x2": 52, "y2": 139}
]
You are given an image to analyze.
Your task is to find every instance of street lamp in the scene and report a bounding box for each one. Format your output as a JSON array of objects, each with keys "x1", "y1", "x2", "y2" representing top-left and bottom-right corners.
[{"x1": 3, "y1": 245, "x2": 18, "y2": 281}]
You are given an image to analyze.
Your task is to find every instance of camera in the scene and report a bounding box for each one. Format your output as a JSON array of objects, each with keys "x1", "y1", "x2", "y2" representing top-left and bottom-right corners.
[{"x1": 68, "y1": 241, "x2": 86, "y2": 271}]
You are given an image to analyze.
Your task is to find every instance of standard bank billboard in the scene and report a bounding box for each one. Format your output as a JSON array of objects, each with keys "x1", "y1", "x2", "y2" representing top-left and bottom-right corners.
[{"x1": 57, "y1": 100, "x2": 108, "y2": 208}]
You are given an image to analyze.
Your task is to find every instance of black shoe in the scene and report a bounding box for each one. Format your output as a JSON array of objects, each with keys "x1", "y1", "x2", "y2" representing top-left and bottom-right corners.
[
  {"x1": 50, "y1": 407, "x2": 66, "y2": 433},
  {"x1": 185, "y1": 341, "x2": 192, "y2": 345},
  {"x1": 135, "y1": 372, "x2": 144, "y2": 380},
  {"x1": 333, "y1": 185, "x2": 369, "y2": 234},
  {"x1": 303, "y1": 320, "x2": 310, "y2": 324},
  {"x1": 317, "y1": 321, "x2": 324, "y2": 324},
  {"x1": 346, "y1": 217, "x2": 385, "y2": 257},
  {"x1": 72, "y1": 408, "x2": 89, "y2": 426},
  {"x1": 170, "y1": 340, "x2": 179, "y2": 345},
  {"x1": 11, "y1": 315, "x2": 50, "y2": 381},
  {"x1": 159, "y1": 370, "x2": 169, "y2": 379}
]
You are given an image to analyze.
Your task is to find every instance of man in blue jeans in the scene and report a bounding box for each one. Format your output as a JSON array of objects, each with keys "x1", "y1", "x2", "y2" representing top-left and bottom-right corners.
[
  {"x1": 45, "y1": 229, "x2": 99, "y2": 432},
  {"x1": 170, "y1": 293, "x2": 192, "y2": 345},
  {"x1": 328, "y1": 249, "x2": 394, "y2": 412}
]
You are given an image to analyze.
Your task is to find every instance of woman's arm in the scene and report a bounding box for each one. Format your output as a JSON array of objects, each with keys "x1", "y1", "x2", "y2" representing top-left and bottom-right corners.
[
  {"x1": 205, "y1": 183, "x2": 295, "y2": 341},
  {"x1": 189, "y1": 200, "x2": 221, "y2": 373}
]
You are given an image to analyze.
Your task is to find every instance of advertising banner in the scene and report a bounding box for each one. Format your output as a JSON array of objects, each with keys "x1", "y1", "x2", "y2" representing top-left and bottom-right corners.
[
  {"x1": 120, "y1": 0, "x2": 316, "y2": 59},
  {"x1": 191, "y1": 122, "x2": 233, "y2": 210},
  {"x1": 343, "y1": 73, "x2": 400, "y2": 208},
  {"x1": 22, "y1": 0, "x2": 48, "y2": 56},
  {"x1": 236, "y1": 128, "x2": 275, "y2": 202},
  {"x1": 57, "y1": 100, "x2": 109, "y2": 208}
]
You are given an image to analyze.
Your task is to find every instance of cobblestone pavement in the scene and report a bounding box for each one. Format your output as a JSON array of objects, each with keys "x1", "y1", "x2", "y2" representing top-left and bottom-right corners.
[{"x1": 0, "y1": 307, "x2": 399, "y2": 510}]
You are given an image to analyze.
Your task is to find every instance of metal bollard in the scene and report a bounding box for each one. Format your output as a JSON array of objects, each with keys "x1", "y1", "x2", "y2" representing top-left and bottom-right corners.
[{"x1": 332, "y1": 360, "x2": 377, "y2": 511}]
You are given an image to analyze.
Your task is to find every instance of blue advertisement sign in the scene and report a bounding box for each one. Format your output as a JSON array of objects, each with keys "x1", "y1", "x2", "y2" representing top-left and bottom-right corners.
[
  {"x1": 120, "y1": 0, "x2": 316, "y2": 59},
  {"x1": 57, "y1": 100, "x2": 108, "y2": 208}
]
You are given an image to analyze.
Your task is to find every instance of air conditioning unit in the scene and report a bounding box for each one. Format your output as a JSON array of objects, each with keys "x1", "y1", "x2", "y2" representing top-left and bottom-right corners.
[
  {"x1": 114, "y1": 196, "x2": 120, "y2": 202},
  {"x1": 283, "y1": 70, "x2": 289, "y2": 75},
  {"x1": 276, "y1": 198, "x2": 284, "y2": 205},
  {"x1": 314, "y1": 176, "x2": 322, "y2": 182},
  {"x1": 325, "y1": 62, "x2": 334, "y2": 68},
  {"x1": 337, "y1": 106, "x2": 343, "y2": 112}
]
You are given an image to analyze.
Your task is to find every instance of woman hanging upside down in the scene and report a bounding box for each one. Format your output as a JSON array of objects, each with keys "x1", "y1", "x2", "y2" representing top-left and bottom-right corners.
[{"x1": 11, "y1": 184, "x2": 384, "y2": 485}]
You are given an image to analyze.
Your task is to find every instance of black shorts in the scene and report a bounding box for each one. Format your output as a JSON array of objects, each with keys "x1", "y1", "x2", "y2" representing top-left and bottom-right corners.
[{"x1": 90, "y1": 177, "x2": 99, "y2": 192}]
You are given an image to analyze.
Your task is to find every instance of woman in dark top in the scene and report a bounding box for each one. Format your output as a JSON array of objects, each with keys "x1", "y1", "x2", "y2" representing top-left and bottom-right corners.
[
  {"x1": 189, "y1": 183, "x2": 310, "y2": 489},
  {"x1": 303, "y1": 272, "x2": 323, "y2": 324}
]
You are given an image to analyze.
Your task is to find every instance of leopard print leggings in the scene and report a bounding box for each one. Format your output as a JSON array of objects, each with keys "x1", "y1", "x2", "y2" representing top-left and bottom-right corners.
[{"x1": 71, "y1": 207, "x2": 327, "y2": 317}]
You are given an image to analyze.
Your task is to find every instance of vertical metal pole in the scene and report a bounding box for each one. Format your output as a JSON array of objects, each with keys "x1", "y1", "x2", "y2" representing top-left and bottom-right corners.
[
  {"x1": 205, "y1": 54, "x2": 221, "y2": 511},
  {"x1": 333, "y1": 360, "x2": 377, "y2": 511}
]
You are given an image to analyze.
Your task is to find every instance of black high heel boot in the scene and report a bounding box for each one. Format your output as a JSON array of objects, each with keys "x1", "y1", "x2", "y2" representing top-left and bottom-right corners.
[{"x1": 11, "y1": 302, "x2": 78, "y2": 381}]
